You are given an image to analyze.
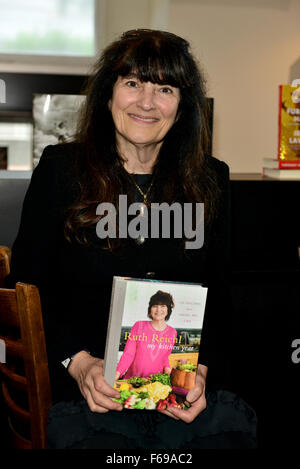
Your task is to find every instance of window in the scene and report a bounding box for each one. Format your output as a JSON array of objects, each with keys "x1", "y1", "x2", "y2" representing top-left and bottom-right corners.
[{"x1": 0, "y1": 0, "x2": 95, "y2": 57}]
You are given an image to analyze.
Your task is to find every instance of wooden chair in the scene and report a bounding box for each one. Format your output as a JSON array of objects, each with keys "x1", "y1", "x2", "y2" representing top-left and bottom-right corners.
[
  {"x1": 0, "y1": 282, "x2": 52, "y2": 448},
  {"x1": 0, "y1": 246, "x2": 11, "y2": 287}
]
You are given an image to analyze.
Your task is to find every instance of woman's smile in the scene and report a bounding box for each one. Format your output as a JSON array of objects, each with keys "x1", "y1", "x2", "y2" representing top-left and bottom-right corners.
[{"x1": 128, "y1": 113, "x2": 160, "y2": 124}]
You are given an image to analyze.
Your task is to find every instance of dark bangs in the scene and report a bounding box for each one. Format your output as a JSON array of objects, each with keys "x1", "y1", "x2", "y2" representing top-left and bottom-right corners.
[{"x1": 112, "y1": 34, "x2": 193, "y2": 89}]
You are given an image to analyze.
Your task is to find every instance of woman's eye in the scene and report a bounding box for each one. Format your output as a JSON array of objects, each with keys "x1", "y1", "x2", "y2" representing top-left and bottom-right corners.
[
  {"x1": 126, "y1": 80, "x2": 138, "y2": 88},
  {"x1": 160, "y1": 87, "x2": 172, "y2": 94}
]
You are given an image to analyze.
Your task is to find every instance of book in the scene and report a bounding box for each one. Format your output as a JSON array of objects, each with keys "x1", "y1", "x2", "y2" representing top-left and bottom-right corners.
[
  {"x1": 277, "y1": 83, "x2": 300, "y2": 168},
  {"x1": 263, "y1": 158, "x2": 300, "y2": 170},
  {"x1": 262, "y1": 167, "x2": 300, "y2": 179},
  {"x1": 32, "y1": 93, "x2": 85, "y2": 168},
  {"x1": 103, "y1": 276, "x2": 207, "y2": 410}
]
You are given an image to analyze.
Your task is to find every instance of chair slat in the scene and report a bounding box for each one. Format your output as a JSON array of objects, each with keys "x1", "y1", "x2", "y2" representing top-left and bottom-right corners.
[
  {"x1": 0, "y1": 363, "x2": 27, "y2": 390},
  {"x1": 0, "y1": 335, "x2": 23, "y2": 358},
  {"x1": 0, "y1": 289, "x2": 20, "y2": 327},
  {"x1": 8, "y1": 417, "x2": 32, "y2": 449},
  {"x1": 0, "y1": 279, "x2": 52, "y2": 449},
  {"x1": 0, "y1": 246, "x2": 11, "y2": 287},
  {"x1": 1, "y1": 382, "x2": 30, "y2": 421}
]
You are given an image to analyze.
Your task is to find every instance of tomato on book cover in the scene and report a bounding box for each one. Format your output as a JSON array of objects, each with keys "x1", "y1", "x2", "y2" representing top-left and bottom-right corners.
[{"x1": 104, "y1": 277, "x2": 207, "y2": 410}]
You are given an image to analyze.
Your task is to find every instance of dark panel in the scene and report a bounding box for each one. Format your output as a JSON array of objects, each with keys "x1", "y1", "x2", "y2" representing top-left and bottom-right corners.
[
  {"x1": 0, "y1": 72, "x2": 88, "y2": 116},
  {"x1": 0, "y1": 177, "x2": 31, "y2": 247},
  {"x1": 230, "y1": 179, "x2": 300, "y2": 271}
]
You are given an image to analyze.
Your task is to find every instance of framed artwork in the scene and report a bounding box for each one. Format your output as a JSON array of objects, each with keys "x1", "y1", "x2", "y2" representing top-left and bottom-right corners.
[
  {"x1": 0, "y1": 122, "x2": 33, "y2": 170},
  {"x1": 0, "y1": 72, "x2": 88, "y2": 170},
  {"x1": 32, "y1": 93, "x2": 85, "y2": 167}
]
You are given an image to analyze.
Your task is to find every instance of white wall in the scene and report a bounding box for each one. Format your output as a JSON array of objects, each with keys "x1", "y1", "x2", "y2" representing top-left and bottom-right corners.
[
  {"x1": 169, "y1": 0, "x2": 300, "y2": 172},
  {"x1": 1, "y1": 0, "x2": 300, "y2": 173},
  {"x1": 102, "y1": 0, "x2": 300, "y2": 172}
]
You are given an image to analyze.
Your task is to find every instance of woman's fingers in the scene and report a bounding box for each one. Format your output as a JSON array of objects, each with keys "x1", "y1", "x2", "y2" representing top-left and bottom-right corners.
[
  {"x1": 167, "y1": 395, "x2": 207, "y2": 423},
  {"x1": 84, "y1": 388, "x2": 110, "y2": 413},
  {"x1": 70, "y1": 353, "x2": 123, "y2": 413},
  {"x1": 157, "y1": 408, "x2": 180, "y2": 420},
  {"x1": 90, "y1": 382, "x2": 123, "y2": 412},
  {"x1": 80, "y1": 369, "x2": 122, "y2": 412}
]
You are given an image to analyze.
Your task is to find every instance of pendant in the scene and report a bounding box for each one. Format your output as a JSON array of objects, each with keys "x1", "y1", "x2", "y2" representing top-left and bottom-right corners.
[
  {"x1": 135, "y1": 235, "x2": 146, "y2": 245},
  {"x1": 139, "y1": 204, "x2": 146, "y2": 216}
]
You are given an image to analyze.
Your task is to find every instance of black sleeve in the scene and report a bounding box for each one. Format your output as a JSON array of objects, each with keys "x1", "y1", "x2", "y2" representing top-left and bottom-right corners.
[
  {"x1": 5, "y1": 146, "x2": 84, "y2": 363},
  {"x1": 6, "y1": 146, "x2": 61, "y2": 287},
  {"x1": 198, "y1": 160, "x2": 234, "y2": 390}
]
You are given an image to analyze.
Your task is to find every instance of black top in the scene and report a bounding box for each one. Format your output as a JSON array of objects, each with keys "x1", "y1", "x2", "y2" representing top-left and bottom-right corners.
[{"x1": 6, "y1": 143, "x2": 233, "y2": 404}]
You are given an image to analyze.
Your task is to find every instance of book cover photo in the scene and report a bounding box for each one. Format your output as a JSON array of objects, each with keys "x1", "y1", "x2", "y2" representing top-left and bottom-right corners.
[{"x1": 104, "y1": 277, "x2": 207, "y2": 411}]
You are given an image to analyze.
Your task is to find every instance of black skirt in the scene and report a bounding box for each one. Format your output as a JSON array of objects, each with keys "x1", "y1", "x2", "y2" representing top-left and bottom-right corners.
[{"x1": 47, "y1": 389, "x2": 257, "y2": 449}]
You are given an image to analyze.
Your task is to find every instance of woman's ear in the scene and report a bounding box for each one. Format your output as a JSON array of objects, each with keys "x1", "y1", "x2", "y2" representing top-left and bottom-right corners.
[{"x1": 108, "y1": 99, "x2": 112, "y2": 111}]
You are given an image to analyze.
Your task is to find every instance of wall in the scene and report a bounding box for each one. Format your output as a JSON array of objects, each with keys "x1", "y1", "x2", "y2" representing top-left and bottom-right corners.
[
  {"x1": 1, "y1": 0, "x2": 300, "y2": 172},
  {"x1": 169, "y1": 0, "x2": 300, "y2": 172}
]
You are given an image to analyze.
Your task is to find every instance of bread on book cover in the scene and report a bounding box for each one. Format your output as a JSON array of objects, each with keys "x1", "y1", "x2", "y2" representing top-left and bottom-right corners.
[
  {"x1": 104, "y1": 277, "x2": 207, "y2": 410},
  {"x1": 278, "y1": 82, "x2": 300, "y2": 168}
]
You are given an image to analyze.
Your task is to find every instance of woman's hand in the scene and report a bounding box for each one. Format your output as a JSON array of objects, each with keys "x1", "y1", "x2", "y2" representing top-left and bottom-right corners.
[
  {"x1": 158, "y1": 364, "x2": 208, "y2": 423},
  {"x1": 68, "y1": 351, "x2": 123, "y2": 413}
]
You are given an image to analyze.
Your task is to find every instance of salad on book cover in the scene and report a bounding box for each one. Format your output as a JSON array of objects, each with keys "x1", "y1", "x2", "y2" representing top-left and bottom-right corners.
[{"x1": 104, "y1": 277, "x2": 207, "y2": 411}]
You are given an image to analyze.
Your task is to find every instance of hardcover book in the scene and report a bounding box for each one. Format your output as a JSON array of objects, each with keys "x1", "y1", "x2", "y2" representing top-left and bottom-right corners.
[
  {"x1": 262, "y1": 158, "x2": 292, "y2": 169},
  {"x1": 104, "y1": 277, "x2": 207, "y2": 410},
  {"x1": 262, "y1": 167, "x2": 300, "y2": 179},
  {"x1": 277, "y1": 83, "x2": 300, "y2": 168}
]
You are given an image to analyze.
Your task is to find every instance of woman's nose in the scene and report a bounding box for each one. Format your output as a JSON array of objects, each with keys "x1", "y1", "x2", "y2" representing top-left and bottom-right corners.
[{"x1": 137, "y1": 85, "x2": 156, "y2": 110}]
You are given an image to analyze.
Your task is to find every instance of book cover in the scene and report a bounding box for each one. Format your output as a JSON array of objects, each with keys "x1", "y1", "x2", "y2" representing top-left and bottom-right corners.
[
  {"x1": 32, "y1": 93, "x2": 85, "y2": 168},
  {"x1": 104, "y1": 277, "x2": 207, "y2": 410},
  {"x1": 277, "y1": 83, "x2": 300, "y2": 168}
]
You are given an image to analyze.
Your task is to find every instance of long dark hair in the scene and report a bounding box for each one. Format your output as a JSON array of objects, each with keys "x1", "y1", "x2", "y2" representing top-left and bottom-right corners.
[{"x1": 64, "y1": 29, "x2": 220, "y2": 246}]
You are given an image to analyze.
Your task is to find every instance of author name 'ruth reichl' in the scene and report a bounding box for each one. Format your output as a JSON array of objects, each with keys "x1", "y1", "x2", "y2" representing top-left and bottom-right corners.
[{"x1": 124, "y1": 332, "x2": 182, "y2": 344}]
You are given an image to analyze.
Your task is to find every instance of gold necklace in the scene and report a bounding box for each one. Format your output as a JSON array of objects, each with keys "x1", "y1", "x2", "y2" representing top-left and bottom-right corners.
[{"x1": 128, "y1": 173, "x2": 155, "y2": 206}]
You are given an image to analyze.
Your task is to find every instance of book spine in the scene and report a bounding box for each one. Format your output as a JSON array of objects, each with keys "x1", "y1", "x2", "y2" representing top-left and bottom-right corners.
[
  {"x1": 103, "y1": 277, "x2": 127, "y2": 387},
  {"x1": 278, "y1": 160, "x2": 300, "y2": 169},
  {"x1": 277, "y1": 85, "x2": 283, "y2": 161}
]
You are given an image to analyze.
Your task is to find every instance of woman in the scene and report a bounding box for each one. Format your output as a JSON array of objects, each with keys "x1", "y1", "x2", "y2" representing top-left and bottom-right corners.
[
  {"x1": 6, "y1": 29, "x2": 257, "y2": 448},
  {"x1": 116, "y1": 291, "x2": 177, "y2": 380}
]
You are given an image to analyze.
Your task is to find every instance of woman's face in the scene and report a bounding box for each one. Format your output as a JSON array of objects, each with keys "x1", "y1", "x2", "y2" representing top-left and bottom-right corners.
[
  {"x1": 108, "y1": 74, "x2": 180, "y2": 149},
  {"x1": 150, "y1": 304, "x2": 168, "y2": 321}
]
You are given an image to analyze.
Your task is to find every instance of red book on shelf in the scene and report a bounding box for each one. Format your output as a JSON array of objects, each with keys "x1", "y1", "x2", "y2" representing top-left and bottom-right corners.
[{"x1": 277, "y1": 82, "x2": 300, "y2": 168}]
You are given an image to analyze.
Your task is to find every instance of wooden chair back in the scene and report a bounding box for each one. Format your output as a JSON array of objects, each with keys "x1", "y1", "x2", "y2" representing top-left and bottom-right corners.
[
  {"x1": 0, "y1": 246, "x2": 11, "y2": 287},
  {"x1": 0, "y1": 282, "x2": 52, "y2": 449}
]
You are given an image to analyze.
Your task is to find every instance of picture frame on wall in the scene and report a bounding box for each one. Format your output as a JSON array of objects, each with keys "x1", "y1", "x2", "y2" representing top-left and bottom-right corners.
[{"x1": 32, "y1": 93, "x2": 86, "y2": 167}]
